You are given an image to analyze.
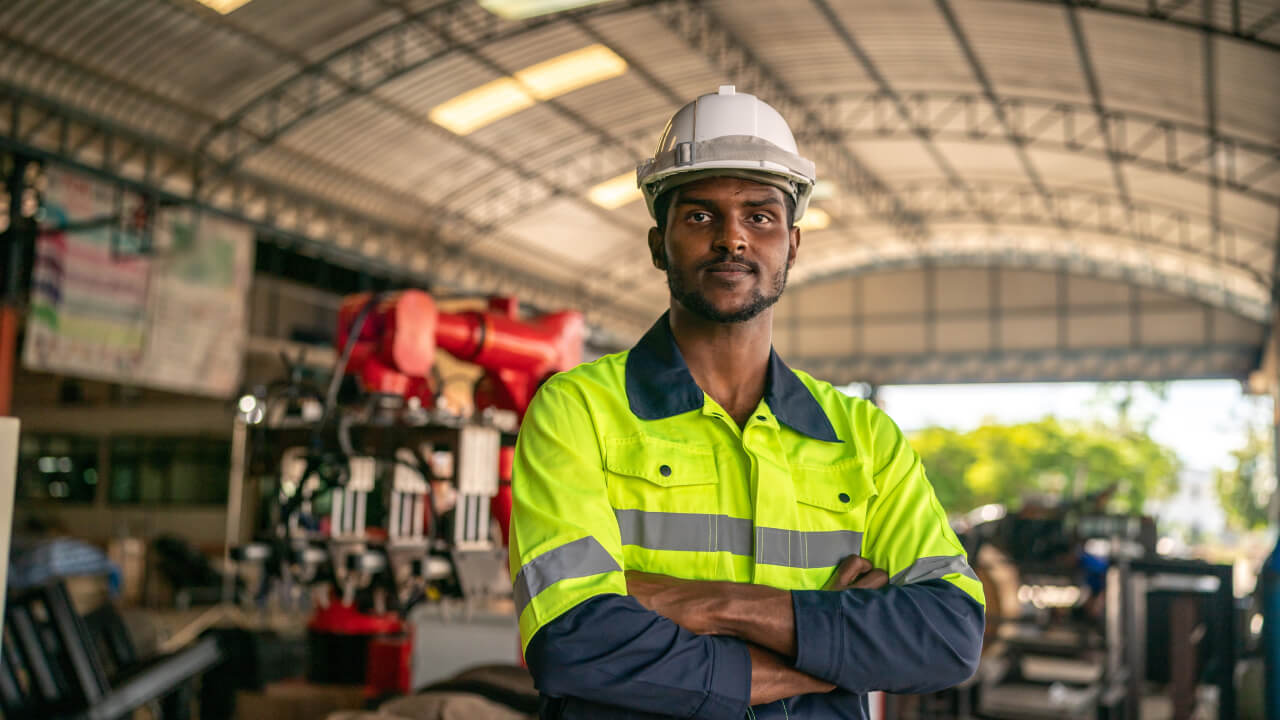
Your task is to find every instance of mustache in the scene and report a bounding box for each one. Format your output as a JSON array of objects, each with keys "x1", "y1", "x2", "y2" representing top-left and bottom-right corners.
[{"x1": 698, "y1": 255, "x2": 758, "y2": 273}]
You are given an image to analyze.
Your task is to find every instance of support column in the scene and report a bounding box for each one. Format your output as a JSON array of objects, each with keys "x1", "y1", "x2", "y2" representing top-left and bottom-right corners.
[
  {"x1": 222, "y1": 415, "x2": 248, "y2": 603},
  {"x1": 1, "y1": 155, "x2": 30, "y2": 417},
  {"x1": 1272, "y1": 324, "x2": 1280, "y2": 526},
  {"x1": 0, "y1": 305, "x2": 15, "y2": 416}
]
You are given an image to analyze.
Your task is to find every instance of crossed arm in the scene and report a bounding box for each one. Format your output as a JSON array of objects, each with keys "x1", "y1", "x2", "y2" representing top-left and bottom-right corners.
[
  {"x1": 514, "y1": 384, "x2": 985, "y2": 716},
  {"x1": 625, "y1": 554, "x2": 889, "y2": 705}
]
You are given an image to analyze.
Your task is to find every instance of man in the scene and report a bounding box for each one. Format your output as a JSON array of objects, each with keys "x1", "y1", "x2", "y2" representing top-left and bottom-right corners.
[{"x1": 509, "y1": 86, "x2": 984, "y2": 719}]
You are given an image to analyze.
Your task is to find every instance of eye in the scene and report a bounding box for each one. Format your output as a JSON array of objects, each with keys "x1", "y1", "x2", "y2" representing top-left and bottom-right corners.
[
  {"x1": 687, "y1": 210, "x2": 712, "y2": 223},
  {"x1": 750, "y1": 212, "x2": 773, "y2": 224}
]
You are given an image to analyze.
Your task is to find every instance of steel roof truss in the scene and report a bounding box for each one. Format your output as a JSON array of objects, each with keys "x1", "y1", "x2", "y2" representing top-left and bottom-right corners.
[
  {"x1": 1020, "y1": 0, "x2": 1280, "y2": 52},
  {"x1": 790, "y1": 344, "x2": 1260, "y2": 385},
  {"x1": 650, "y1": 0, "x2": 928, "y2": 242},
  {"x1": 195, "y1": 0, "x2": 652, "y2": 240},
  {"x1": 1200, "y1": 0, "x2": 1227, "y2": 289},
  {"x1": 812, "y1": 0, "x2": 996, "y2": 226},
  {"x1": 805, "y1": 91, "x2": 1280, "y2": 207},
  {"x1": 1244, "y1": 7, "x2": 1280, "y2": 36},
  {"x1": 1, "y1": 85, "x2": 651, "y2": 340},
  {"x1": 937, "y1": 0, "x2": 1063, "y2": 224},
  {"x1": 884, "y1": 180, "x2": 1270, "y2": 284}
]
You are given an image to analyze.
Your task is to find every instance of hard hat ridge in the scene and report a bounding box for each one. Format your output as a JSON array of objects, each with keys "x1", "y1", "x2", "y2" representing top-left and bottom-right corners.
[{"x1": 636, "y1": 86, "x2": 816, "y2": 222}]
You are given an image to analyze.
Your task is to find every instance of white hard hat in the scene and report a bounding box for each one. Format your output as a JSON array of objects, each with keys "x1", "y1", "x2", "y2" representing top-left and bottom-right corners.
[{"x1": 636, "y1": 85, "x2": 816, "y2": 222}]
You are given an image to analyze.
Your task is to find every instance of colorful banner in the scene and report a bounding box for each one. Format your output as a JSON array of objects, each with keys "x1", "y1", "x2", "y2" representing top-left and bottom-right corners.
[{"x1": 23, "y1": 167, "x2": 254, "y2": 397}]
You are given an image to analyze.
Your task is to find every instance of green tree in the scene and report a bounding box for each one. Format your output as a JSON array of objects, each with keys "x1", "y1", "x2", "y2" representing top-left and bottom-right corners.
[
  {"x1": 1214, "y1": 428, "x2": 1274, "y2": 531},
  {"x1": 910, "y1": 427, "x2": 976, "y2": 511},
  {"x1": 911, "y1": 418, "x2": 1180, "y2": 514}
]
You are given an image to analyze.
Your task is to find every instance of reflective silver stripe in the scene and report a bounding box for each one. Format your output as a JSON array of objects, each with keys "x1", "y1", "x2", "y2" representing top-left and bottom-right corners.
[
  {"x1": 890, "y1": 555, "x2": 979, "y2": 586},
  {"x1": 757, "y1": 526, "x2": 863, "y2": 569},
  {"x1": 614, "y1": 509, "x2": 862, "y2": 570},
  {"x1": 615, "y1": 508, "x2": 753, "y2": 554},
  {"x1": 513, "y1": 536, "x2": 620, "y2": 616}
]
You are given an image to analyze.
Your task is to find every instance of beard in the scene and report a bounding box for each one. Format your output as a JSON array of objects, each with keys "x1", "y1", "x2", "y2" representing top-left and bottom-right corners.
[{"x1": 666, "y1": 254, "x2": 789, "y2": 324}]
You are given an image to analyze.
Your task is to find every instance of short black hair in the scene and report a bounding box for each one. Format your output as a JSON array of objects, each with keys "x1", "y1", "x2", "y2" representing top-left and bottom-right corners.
[{"x1": 653, "y1": 185, "x2": 796, "y2": 236}]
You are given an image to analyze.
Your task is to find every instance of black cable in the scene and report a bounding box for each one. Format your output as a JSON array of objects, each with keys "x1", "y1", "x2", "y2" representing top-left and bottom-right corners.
[
  {"x1": 282, "y1": 292, "x2": 380, "y2": 528},
  {"x1": 318, "y1": 293, "x2": 382, "y2": 439},
  {"x1": 409, "y1": 447, "x2": 443, "y2": 546}
]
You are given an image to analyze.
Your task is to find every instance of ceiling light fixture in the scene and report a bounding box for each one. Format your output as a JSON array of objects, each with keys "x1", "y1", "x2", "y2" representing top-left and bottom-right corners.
[
  {"x1": 195, "y1": 0, "x2": 254, "y2": 14},
  {"x1": 478, "y1": 0, "x2": 613, "y2": 20},
  {"x1": 430, "y1": 44, "x2": 626, "y2": 135},
  {"x1": 515, "y1": 44, "x2": 627, "y2": 99},
  {"x1": 588, "y1": 172, "x2": 642, "y2": 210},
  {"x1": 429, "y1": 78, "x2": 536, "y2": 136},
  {"x1": 797, "y1": 208, "x2": 831, "y2": 231}
]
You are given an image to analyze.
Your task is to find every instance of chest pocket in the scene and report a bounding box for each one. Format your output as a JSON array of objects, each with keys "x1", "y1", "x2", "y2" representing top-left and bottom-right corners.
[
  {"x1": 604, "y1": 435, "x2": 719, "y2": 512},
  {"x1": 790, "y1": 457, "x2": 875, "y2": 535}
]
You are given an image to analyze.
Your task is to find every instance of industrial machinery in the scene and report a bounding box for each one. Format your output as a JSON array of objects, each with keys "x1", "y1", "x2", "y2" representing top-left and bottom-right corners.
[
  {"x1": 229, "y1": 290, "x2": 583, "y2": 696},
  {"x1": 953, "y1": 492, "x2": 1241, "y2": 720}
]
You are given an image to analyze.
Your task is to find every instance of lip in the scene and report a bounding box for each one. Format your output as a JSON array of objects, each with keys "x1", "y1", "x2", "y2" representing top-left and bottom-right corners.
[{"x1": 703, "y1": 262, "x2": 754, "y2": 275}]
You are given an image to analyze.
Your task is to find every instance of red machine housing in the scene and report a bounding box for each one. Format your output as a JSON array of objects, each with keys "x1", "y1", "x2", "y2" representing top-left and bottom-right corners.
[
  {"x1": 336, "y1": 289, "x2": 584, "y2": 545},
  {"x1": 322, "y1": 291, "x2": 583, "y2": 695},
  {"x1": 336, "y1": 291, "x2": 584, "y2": 419}
]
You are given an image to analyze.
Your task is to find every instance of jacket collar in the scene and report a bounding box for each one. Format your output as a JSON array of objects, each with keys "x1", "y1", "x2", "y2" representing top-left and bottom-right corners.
[{"x1": 624, "y1": 312, "x2": 841, "y2": 443}]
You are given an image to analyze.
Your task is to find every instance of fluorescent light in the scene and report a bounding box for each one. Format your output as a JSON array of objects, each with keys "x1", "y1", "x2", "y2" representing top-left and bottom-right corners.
[
  {"x1": 515, "y1": 44, "x2": 627, "y2": 99},
  {"x1": 588, "y1": 172, "x2": 642, "y2": 209},
  {"x1": 478, "y1": 0, "x2": 613, "y2": 20},
  {"x1": 196, "y1": 0, "x2": 254, "y2": 13},
  {"x1": 431, "y1": 44, "x2": 626, "y2": 135},
  {"x1": 429, "y1": 77, "x2": 537, "y2": 135},
  {"x1": 797, "y1": 207, "x2": 831, "y2": 231}
]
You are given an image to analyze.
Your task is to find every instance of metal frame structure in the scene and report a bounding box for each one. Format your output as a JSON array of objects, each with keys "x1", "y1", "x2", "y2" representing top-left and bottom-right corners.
[
  {"x1": 197, "y1": 0, "x2": 650, "y2": 237},
  {"x1": 832, "y1": 178, "x2": 1271, "y2": 284},
  {"x1": 0, "y1": 84, "x2": 654, "y2": 341},
  {"x1": 1030, "y1": 0, "x2": 1280, "y2": 52},
  {"x1": 1064, "y1": 1, "x2": 1133, "y2": 207},
  {"x1": 936, "y1": 0, "x2": 1063, "y2": 224},
  {"x1": 648, "y1": 0, "x2": 928, "y2": 241},
  {"x1": 1, "y1": 0, "x2": 1276, "y2": 360},
  {"x1": 794, "y1": 91, "x2": 1277, "y2": 208},
  {"x1": 195, "y1": 0, "x2": 927, "y2": 245},
  {"x1": 776, "y1": 257, "x2": 1265, "y2": 385},
  {"x1": 444, "y1": 84, "x2": 1280, "y2": 237},
  {"x1": 789, "y1": 343, "x2": 1260, "y2": 386},
  {"x1": 792, "y1": 239, "x2": 1266, "y2": 322},
  {"x1": 182, "y1": 0, "x2": 1279, "y2": 225}
]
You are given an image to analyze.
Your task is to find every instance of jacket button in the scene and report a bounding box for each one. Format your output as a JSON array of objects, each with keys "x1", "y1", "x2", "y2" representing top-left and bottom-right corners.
[
  {"x1": 659, "y1": 464, "x2": 672, "y2": 477},
  {"x1": 838, "y1": 493, "x2": 850, "y2": 503},
  {"x1": 756, "y1": 415, "x2": 766, "y2": 421}
]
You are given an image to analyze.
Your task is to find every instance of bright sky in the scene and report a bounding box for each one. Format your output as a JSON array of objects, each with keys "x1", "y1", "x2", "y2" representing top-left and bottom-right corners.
[{"x1": 875, "y1": 379, "x2": 1269, "y2": 473}]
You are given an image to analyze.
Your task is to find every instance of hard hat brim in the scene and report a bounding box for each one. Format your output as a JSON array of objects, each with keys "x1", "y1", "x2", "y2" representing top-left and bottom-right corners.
[{"x1": 640, "y1": 168, "x2": 813, "y2": 224}]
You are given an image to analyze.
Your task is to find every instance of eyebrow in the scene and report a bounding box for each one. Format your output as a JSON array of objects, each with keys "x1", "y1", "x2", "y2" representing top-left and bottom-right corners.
[{"x1": 675, "y1": 195, "x2": 783, "y2": 209}]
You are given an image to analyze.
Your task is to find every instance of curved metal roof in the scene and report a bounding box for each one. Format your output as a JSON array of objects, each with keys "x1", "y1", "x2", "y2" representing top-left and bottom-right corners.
[{"x1": 1, "y1": 0, "x2": 1277, "y2": 380}]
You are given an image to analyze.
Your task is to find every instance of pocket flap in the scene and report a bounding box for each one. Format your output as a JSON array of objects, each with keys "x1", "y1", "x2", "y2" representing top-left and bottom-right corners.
[
  {"x1": 605, "y1": 436, "x2": 718, "y2": 488},
  {"x1": 793, "y1": 458, "x2": 874, "y2": 512}
]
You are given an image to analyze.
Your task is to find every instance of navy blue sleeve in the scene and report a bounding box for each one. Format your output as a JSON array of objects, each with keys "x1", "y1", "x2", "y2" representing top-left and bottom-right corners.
[
  {"x1": 525, "y1": 594, "x2": 751, "y2": 719},
  {"x1": 790, "y1": 579, "x2": 984, "y2": 694}
]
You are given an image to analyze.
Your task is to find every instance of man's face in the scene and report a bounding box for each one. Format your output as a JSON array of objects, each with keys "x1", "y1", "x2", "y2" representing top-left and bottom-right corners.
[{"x1": 649, "y1": 176, "x2": 800, "y2": 324}]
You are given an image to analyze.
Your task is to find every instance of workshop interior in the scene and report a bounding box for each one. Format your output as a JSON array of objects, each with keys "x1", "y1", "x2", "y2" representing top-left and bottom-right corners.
[{"x1": 0, "y1": 0, "x2": 1278, "y2": 718}]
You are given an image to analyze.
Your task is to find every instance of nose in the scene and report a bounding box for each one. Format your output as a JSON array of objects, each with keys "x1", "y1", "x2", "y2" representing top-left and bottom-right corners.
[{"x1": 712, "y1": 215, "x2": 748, "y2": 255}]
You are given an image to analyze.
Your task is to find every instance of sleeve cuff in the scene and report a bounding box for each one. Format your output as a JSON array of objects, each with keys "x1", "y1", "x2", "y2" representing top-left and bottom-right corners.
[
  {"x1": 690, "y1": 635, "x2": 751, "y2": 720},
  {"x1": 791, "y1": 590, "x2": 843, "y2": 681}
]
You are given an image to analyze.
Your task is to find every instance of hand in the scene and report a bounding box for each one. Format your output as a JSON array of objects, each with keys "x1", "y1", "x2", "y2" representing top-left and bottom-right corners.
[
  {"x1": 747, "y1": 645, "x2": 836, "y2": 703},
  {"x1": 824, "y1": 554, "x2": 889, "y2": 591}
]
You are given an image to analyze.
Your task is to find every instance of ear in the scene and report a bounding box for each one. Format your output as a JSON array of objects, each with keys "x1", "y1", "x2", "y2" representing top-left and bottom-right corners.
[
  {"x1": 787, "y1": 225, "x2": 801, "y2": 269},
  {"x1": 648, "y1": 226, "x2": 667, "y2": 270}
]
